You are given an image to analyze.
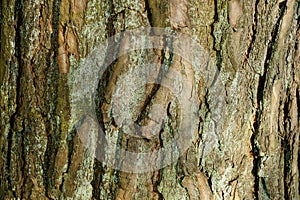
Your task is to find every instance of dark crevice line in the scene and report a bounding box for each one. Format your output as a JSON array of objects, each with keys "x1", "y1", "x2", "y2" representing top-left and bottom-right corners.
[
  {"x1": 261, "y1": 178, "x2": 271, "y2": 199},
  {"x1": 282, "y1": 137, "x2": 291, "y2": 200},
  {"x1": 152, "y1": 173, "x2": 164, "y2": 200},
  {"x1": 43, "y1": 0, "x2": 61, "y2": 198},
  {"x1": 204, "y1": 90, "x2": 211, "y2": 117},
  {"x1": 207, "y1": 175, "x2": 213, "y2": 193},
  {"x1": 211, "y1": 0, "x2": 222, "y2": 72},
  {"x1": 136, "y1": 40, "x2": 172, "y2": 124},
  {"x1": 91, "y1": 160, "x2": 104, "y2": 200},
  {"x1": 66, "y1": 127, "x2": 76, "y2": 171},
  {"x1": 135, "y1": 82, "x2": 161, "y2": 124},
  {"x1": 6, "y1": 0, "x2": 24, "y2": 198},
  {"x1": 251, "y1": 1, "x2": 287, "y2": 199},
  {"x1": 145, "y1": 0, "x2": 153, "y2": 28},
  {"x1": 58, "y1": 126, "x2": 76, "y2": 193},
  {"x1": 166, "y1": 101, "x2": 172, "y2": 121},
  {"x1": 212, "y1": 0, "x2": 219, "y2": 23},
  {"x1": 282, "y1": 114, "x2": 291, "y2": 200}
]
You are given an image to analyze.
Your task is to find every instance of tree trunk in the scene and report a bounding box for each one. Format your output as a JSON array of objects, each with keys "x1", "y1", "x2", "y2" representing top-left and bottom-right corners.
[{"x1": 0, "y1": 0, "x2": 299, "y2": 199}]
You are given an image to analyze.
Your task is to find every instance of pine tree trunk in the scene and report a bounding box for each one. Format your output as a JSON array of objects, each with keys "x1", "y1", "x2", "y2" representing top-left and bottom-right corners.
[{"x1": 0, "y1": 0, "x2": 299, "y2": 199}]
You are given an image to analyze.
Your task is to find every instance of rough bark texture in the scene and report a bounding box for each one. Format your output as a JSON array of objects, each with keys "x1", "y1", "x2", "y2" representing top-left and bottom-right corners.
[{"x1": 0, "y1": 0, "x2": 299, "y2": 199}]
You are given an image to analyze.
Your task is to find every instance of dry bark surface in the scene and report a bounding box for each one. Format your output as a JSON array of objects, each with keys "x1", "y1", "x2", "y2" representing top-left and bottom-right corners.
[{"x1": 0, "y1": 0, "x2": 299, "y2": 199}]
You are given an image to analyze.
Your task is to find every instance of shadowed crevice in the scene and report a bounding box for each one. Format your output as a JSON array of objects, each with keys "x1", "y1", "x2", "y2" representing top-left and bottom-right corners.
[
  {"x1": 5, "y1": 0, "x2": 24, "y2": 198},
  {"x1": 251, "y1": 1, "x2": 287, "y2": 198},
  {"x1": 145, "y1": 0, "x2": 154, "y2": 27},
  {"x1": 43, "y1": 0, "x2": 62, "y2": 198},
  {"x1": 210, "y1": 0, "x2": 222, "y2": 72}
]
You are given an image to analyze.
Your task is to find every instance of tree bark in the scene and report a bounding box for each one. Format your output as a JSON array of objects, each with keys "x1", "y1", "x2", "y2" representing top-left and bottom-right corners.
[{"x1": 0, "y1": 0, "x2": 299, "y2": 199}]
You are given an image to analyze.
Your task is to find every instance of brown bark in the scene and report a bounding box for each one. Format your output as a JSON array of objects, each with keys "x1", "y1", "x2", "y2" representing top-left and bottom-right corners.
[{"x1": 0, "y1": 0, "x2": 299, "y2": 199}]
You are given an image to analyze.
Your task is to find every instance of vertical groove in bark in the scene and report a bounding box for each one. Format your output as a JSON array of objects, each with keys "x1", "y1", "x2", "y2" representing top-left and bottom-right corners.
[
  {"x1": 43, "y1": 0, "x2": 60, "y2": 198},
  {"x1": 144, "y1": 0, "x2": 153, "y2": 27},
  {"x1": 9, "y1": 0, "x2": 24, "y2": 198},
  {"x1": 252, "y1": 2, "x2": 288, "y2": 198},
  {"x1": 211, "y1": 0, "x2": 222, "y2": 71}
]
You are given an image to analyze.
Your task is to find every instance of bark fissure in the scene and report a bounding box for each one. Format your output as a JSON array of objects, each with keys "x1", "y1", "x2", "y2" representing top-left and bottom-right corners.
[
  {"x1": 63, "y1": 127, "x2": 76, "y2": 179},
  {"x1": 251, "y1": 99, "x2": 262, "y2": 199},
  {"x1": 6, "y1": 0, "x2": 24, "y2": 198},
  {"x1": 251, "y1": 1, "x2": 287, "y2": 198},
  {"x1": 282, "y1": 88, "x2": 296, "y2": 199},
  {"x1": 282, "y1": 137, "x2": 292, "y2": 200},
  {"x1": 211, "y1": 0, "x2": 222, "y2": 71},
  {"x1": 136, "y1": 43, "x2": 172, "y2": 124},
  {"x1": 261, "y1": 178, "x2": 271, "y2": 199},
  {"x1": 151, "y1": 170, "x2": 164, "y2": 200},
  {"x1": 43, "y1": 0, "x2": 61, "y2": 198},
  {"x1": 145, "y1": 0, "x2": 153, "y2": 27}
]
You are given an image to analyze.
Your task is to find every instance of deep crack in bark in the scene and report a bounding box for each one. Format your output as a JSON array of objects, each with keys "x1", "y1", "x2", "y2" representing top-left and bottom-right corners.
[{"x1": 251, "y1": 1, "x2": 287, "y2": 198}]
